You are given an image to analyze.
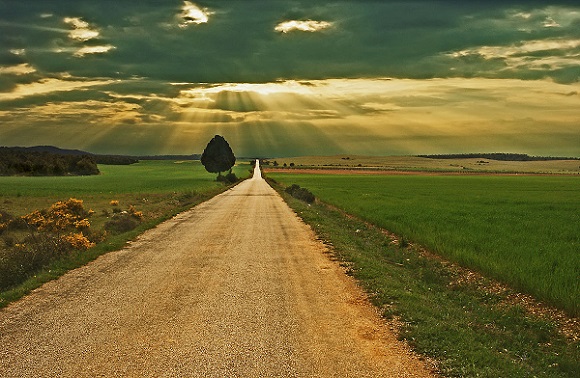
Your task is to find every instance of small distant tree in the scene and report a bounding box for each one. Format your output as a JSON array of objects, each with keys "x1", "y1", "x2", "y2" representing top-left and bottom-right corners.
[{"x1": 201, "y1": 135, "x2": 236, "y2": 178}]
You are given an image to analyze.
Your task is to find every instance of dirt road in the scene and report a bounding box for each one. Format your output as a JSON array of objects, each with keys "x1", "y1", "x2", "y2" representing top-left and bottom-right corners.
[{"x1": 0, "y1": 162, "x2": 435, "y2": 377}]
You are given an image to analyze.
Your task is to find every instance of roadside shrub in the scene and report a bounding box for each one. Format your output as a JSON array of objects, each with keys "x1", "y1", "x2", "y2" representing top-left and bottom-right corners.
[
  {"x1": 127, "y1": 205, "x2": 143, "y2": 219},
  {"x1": 0, "y1": 234, "x2": 70, "y2": 290},
  {"x1": 285, "y1": 184, "x2": 315, "y2": 204},
  {"x1": 105, "y1": 215, "x2": 139, "y2": 234},
  {"x1": 0, "y1": 211, "x2": 14, "y2": 235},
  {"x1": 0, "y1": 198, "x2": 100, "y2": 291},
  {"x1": 21, "y1": 198, "x2": 90, "y2": 233},
  {"x1": 2, "y1": 234, "x2": 16, "y2": 247},
  {"x1": 104, "y1": 205, "x2": 143, "y2": 234},
  {"x1": 217, "y1": 172, "x2": 239, "y2": 184},
  {"x1": 225, "y1": 172, "x2": 238, "y2": 183},
  {"x1": 178, "y1": 190, "x2": 200, "y2": 206}
]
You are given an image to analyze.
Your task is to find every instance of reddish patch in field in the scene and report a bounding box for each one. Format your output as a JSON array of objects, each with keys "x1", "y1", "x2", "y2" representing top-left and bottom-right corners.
[{"x1": 263, "y1": 168, "x2": 557, "y2": 176}]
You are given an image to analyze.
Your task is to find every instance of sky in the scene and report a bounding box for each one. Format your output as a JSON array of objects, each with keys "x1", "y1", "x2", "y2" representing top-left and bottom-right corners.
[{"x1": 0, "y1": 0, "x2": 579, "y2": 157}]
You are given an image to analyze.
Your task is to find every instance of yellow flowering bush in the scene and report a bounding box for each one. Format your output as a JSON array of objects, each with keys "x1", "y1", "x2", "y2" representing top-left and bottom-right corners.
[
  {"x1": 19, "y1": 198, "x2": 96, "y2": 252},
  {"x1": 74, "y1": 219, "x2": 91, "y2": 230},
  {"x1": 1, "y1": 198, "x2": 105, "y2": 291},
  {"x1": 21, "y1": 198, "x2": 90, "y2": 233},
  {"x1": 62, "y1": 233, "x2": 95, "y2": 250},
  {"x1": 128, "y1": 205, "x2": 144, "y2": 219},
  {"x1": 0, "y1": 218, "x2": 8, "y2": 232}
]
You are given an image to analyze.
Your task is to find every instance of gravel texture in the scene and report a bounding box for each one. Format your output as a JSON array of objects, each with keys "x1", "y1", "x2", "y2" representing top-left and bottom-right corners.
[{"x1": 0, "y1": 163, "x2": 435, "y2": 377}]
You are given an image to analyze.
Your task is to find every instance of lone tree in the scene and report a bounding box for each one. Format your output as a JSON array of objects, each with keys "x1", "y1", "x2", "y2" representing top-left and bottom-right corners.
[{"x1": 200, "y1": 135, "x2": 236, "y2": 178}]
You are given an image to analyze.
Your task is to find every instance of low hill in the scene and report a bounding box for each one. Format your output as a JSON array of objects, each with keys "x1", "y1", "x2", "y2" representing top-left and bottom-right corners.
[{"x1": 0, "y1": 146, "x2": 202, "y2": 165}]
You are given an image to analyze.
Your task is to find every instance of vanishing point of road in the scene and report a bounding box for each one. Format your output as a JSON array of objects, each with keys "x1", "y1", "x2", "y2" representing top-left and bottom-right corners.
[{"x1": 0, "y1": 162, "x2": 435, "y2": 377}]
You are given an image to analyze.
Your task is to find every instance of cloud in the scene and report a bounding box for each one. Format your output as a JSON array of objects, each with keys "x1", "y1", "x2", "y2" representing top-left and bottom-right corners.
[
  {"x1": 448, "y1": 38, "x2": 580, "y2": 60},
  {"x1": 73, "y1": 45, "x2": 116, "y2": 57},
  {"x1": 64, "y1": 17, "x2": 100, "y2": 42},
  {"x1": 543, "y1": 16, "x2": 561, "y2": 28},
  {"x1": 0, "y1": 63, "x2": 36, "y2": 75},
  {"x1": 0, "y1": 77, "x2": 116, "y2": 102},
  {"x1": 1, "y1": 1, "x2": 580, "y2": 157},
  {"x1": 447, "y1": 38, "x2": 580, "y2": 79},
  {"x1": 274, "y1": 20, "x2": 332, "y2": 33},
  {"x1": 3, "y1": 1, "x2": 578, "y2": 83},
  {"x1": 178, "y1": 1, "x2": 212, "y2": 28},
  {"x1": 9, "y1": 49, "x2": 26, "y2": 57}
]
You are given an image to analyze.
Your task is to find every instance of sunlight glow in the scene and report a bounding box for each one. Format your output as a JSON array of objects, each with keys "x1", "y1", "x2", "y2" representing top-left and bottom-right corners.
[
  {"x1": 0, "y1": 78, "x2": 116, "y2": 101},
  {"x1": 275, "y1": 20, "x2": 332, "y2": 33},
  {"x1": 0, "y1": 63, "x2": 36, "y2": 75},
  {"x1": 2, "y1": 77, "x2": 578, "y2": 157},
  {"x1": 179, "y1": 1, "x2": 212, "y2": 27},
  {"x1": 64, "y1": 17, "x2": 99, "y2": 41},
  {"x1": 73, "y1": 45, "x2": 115, "y2": 57},
  {"x1": 182, "y1": 81, "x2": 314, "y2": 96}
]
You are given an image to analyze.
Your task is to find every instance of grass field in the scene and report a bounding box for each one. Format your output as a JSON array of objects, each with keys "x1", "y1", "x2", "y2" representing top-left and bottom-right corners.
[
  {"x1": 0, "y1": 160, "x2": 252, "y2": 221},
  {"x1": 1, "y1": 160, "x2": 250, "y2": 200},
  {"x1": 267, "y1": 172, "x2": 580, "y2": 316},
  {"x1": 272, "y1": 185, "x2": 579, "y2": 377},
  {"x1": 267, "y1": 155, "x2": 580, "y2": 174},
  {"x1": 0, "y1": 160, "x2": 252, "y2": 304}
]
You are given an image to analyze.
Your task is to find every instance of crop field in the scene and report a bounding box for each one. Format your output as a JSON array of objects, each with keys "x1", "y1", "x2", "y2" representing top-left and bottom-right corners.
[
  {"x1": 267, "y1": 172, "x2": 580, "y2": 316},
  {"x1": 266, "y1": 155, "x2": 580, "y2": 174}
]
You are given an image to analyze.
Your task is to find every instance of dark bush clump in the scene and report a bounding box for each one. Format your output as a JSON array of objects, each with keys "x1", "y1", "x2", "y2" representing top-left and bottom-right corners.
[
  {"x1": 0, "y1": 210, "x2": 15, "y2": 235},
  {"x1": 217, "y1": 171, "x2": 238, "y2": 184},
  {"x1": 225, "y1": 171, "x2": 238, "y2": 183},
  {"x1": 285, "y1": 184, "x2": 315, "y2": 204},
  {"x1": 104, "y1": 214, "x2": 140, "y2": 234}
]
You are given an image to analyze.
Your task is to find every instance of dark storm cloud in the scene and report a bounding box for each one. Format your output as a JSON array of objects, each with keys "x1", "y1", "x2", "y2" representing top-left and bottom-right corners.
[{"x1": 1, "y1": 0, "x2": 578, "y2": 85}]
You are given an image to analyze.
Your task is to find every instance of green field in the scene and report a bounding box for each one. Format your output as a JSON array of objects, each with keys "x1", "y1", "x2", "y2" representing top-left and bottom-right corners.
[
  {"x1": 0, "y1": 160, "x2": 252, "y2": 302},
  {"x1": 268, "y1": 172, "x2": 580, "y2": 316},
  {"x1": 0, "y1": 160, "x2": 251, "y2": 216},
  {"x1": 0, "y1": 160, "x2": 251, "y2": 197}
]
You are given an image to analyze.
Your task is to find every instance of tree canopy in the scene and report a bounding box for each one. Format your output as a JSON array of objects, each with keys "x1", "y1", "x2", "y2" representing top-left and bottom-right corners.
[
  {"x1": 0, "y1": 148, "x2": 99, "y2": 176},
  {"x1": 200, "y1": 135, "x2": 236, "y2": 174}
]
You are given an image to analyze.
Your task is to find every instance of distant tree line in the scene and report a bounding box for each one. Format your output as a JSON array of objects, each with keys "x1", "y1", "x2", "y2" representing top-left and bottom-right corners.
[
  {"x1": 417, "y1": 153, "x2": 580, "y2": 161},
  {"x1": 0, "y1": 146, "x2": 209, "y2": 165},
  {"x1": 2, "y1": 146, "x2": 138, "y2": 166},
  {"x1": 137, "y1": 154, "x2": 200, "y2": 161},
  {"x1": 0, "y1": 148, "x2": 99, "y2": 176},
  {"x1": 94, "y1": 155, "x2": 138, "y2": 165}
]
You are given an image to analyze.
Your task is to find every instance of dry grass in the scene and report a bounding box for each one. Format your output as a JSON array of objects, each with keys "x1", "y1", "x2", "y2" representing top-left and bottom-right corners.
[{"x1": 265, "y1": 155, "x2": 580, "y2": 174}]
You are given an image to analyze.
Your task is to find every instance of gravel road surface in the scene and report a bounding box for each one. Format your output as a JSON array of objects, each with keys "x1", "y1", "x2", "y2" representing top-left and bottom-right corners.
[{"x1": 0, "y1": 162, "x2": 435, "y2": 377}]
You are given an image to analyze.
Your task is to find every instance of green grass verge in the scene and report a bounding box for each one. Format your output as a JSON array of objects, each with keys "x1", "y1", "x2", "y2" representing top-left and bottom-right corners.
[
  {"x1": 268, "y1": 178, "x2": 579, "y2": 378},
  {"x1": 267, "y1": 173, "x2": 579, "y2": 317}
]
